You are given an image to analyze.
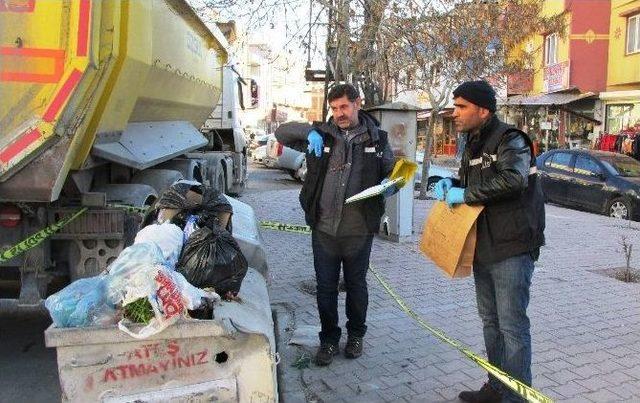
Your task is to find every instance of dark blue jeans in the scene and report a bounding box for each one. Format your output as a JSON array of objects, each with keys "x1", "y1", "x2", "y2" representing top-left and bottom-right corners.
[
  {"x1": 473, "y1": 253, "x2": 535, "y2": 403},
  {"x1": 312, "y1": 230, "x2": 373, "y2": 345}
]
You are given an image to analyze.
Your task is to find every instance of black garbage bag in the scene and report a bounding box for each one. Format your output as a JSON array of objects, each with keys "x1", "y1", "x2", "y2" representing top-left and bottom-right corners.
[
  {"x1": 176, "y1": 225, "x2": 248, "y2": 295},
  {"x1": 274, "y1": 121, "x2": 312, "y2": 150},
  {"x1": 141, "y1": 181, "x2": 233, "y2": 232}
]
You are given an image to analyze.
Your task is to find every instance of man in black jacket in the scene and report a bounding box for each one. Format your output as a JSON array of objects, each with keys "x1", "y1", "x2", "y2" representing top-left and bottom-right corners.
[
  {"x1": 435, "y1": 81, "x2": 545, "y2": 403},
  {"x1": 299, "y1": 83, "x2": 395, "y2": 366}
]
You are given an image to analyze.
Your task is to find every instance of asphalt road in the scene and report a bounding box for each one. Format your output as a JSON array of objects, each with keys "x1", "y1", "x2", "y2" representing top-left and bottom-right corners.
[
  {"x1": 244, "y1": 161, "x2": 302, "y2": 194},
  {"x1": 0, "y1": 311, "x2": 60, "y2": 402}
]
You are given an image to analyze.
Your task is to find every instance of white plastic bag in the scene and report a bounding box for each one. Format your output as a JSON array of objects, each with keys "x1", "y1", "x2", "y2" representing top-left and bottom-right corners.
[
  {"x1": 106, "y1": 242, "x2": 166, "y2": 277},
  {"x1": 108, "y1": 262, "x2": 217, "y2": 339},
  {"x1": 134, "y1": 222, "x2": 183, "y2": 267}
]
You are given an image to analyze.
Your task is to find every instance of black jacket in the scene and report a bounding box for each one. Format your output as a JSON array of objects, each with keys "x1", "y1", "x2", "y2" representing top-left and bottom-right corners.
[
  {"x1": 299, "y1": 110, "x2": 394, "y2": 234},
  {"x1": 458, "y1": 116, "x2": 545, "y2": 263}
]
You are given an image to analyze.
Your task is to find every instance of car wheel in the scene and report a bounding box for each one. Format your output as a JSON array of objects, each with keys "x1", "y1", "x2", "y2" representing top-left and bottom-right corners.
[{"x1": 607, "y1": 197, "x2": 632, "y2": 220}]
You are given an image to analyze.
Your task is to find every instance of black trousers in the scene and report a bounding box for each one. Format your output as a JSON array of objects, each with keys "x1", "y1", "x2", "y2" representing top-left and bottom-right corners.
[{"x1": 312, "y1": 230, "x2": 374, "y2": 345}]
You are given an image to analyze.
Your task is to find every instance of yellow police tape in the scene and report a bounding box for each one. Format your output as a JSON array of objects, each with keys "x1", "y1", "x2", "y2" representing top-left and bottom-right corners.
[
  {"x1": 368, "y1": 265, "x2": 553, "y2": 403},
  {"x1": 107, "y1": 203, "x2": 151, "y2": 214},
  {"x1": 0, "y1": 208, "x2": 88, "y2": 263},
  {"x1": 259, "y1": 220, "x2": 312, "y2": 234},
  {"x1": 0, "y1": 210, "x2": 298, "y2": 264},
  {"x1": 0, "y1": 204, "x2": 149, "y2": 263},
  {"x1": 259, "y1": 219, "x2": 553, "y2": 403}
]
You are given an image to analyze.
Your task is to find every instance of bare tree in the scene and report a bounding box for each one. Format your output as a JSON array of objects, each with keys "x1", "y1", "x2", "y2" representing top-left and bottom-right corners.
[
  {"x1": 191, "y1": 0, "x2": 566, "y2": 196},
  {"x1": 386, "y1": 0, "x2": 567, "y2": 198}
]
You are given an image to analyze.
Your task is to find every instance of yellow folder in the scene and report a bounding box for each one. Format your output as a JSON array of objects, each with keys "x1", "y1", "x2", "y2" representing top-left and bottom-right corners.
[{"x1": 389, "y1": 158, "x2": 418, "y2": 188}]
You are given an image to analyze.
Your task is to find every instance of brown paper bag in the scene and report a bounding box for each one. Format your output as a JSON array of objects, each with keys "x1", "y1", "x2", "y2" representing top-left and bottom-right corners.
[{"x1": 419, "y1": 201, "x2": 484, "y2": 278}]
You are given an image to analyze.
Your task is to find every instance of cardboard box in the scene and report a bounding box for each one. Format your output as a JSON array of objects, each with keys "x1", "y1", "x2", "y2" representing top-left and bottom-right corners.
[{"x1": 419, "y1": 201, "x2": 484, "y2": 278}]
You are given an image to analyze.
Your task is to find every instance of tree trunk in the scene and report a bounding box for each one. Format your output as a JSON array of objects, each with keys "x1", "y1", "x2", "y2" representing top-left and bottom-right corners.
[
  {"x1": 417, "y1": 108, "x2": 439, "y2": 200},
  {"x1": 334, "y1": 0, "x2": 351, "y2": 81}
]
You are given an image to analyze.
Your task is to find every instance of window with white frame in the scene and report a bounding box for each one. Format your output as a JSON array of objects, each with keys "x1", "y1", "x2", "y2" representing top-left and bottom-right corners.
[
  {"x1": 544, "y1": 33, "x2": 558, "y2": 65},
  {"x1": 628, "y1": 14, "x2": 640, "y2": 54}
]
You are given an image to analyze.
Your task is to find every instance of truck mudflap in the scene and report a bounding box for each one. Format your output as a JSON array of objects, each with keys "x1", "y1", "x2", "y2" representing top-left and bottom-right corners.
[{"x1": 44, "y1": 268, "x2": 277, "y2": 403}]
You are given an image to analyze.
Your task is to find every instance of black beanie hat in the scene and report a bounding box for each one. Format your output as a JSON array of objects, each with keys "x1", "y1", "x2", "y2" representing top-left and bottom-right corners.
[{"x1": 453, "y1": 80, "x2": 497, "y2": 112}]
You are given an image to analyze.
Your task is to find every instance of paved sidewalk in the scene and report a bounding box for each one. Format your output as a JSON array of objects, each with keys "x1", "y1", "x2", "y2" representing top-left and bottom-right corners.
[{"x1": 244, "y1": 167, "x2": 640, "y2": 402}]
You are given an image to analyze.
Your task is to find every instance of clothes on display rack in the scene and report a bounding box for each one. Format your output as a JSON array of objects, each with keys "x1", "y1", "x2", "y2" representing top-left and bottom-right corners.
[{"x1": 596, "y1": 127, "x2": 640, "y2": 160}]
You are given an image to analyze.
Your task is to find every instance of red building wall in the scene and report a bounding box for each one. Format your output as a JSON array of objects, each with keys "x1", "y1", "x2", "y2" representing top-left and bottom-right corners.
[{"x1": 567, "y1": 0, "x2": 611, "y2": 92}]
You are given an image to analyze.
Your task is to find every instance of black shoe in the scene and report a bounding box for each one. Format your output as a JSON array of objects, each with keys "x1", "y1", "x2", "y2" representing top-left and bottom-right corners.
[
  {"x1": 458, "y1": 383, "x2": 502, "y2": 403},
  {"x1": 315, "y1": 343, "x2": 339, "y2": 366},
  {"x1": 344, "y1": 337, "x2": 363, "y2": 359}
]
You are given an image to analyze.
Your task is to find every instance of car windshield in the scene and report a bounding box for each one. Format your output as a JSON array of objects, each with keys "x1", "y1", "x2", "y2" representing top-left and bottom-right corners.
[{"x1": 600, "y1": 156, "x2": 640, "y2": 177}]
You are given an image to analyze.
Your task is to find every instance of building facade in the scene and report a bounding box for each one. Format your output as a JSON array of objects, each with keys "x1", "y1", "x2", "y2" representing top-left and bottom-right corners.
[
  {"x1": 599, "y1": 0, "x2": 640, "y2": 137},
  {"x1": 504, "y1": 0, "x2": 612, "y2": 153}
]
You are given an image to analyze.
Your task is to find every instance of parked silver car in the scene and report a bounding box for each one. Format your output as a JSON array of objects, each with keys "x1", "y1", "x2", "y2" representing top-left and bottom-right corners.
[{"x1": 266, "y1": 136, "x2": 307, "y2": 181}]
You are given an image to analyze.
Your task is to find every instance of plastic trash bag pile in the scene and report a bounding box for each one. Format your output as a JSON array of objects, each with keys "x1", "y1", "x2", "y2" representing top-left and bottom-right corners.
[{"x1": 45, "y1": 181, "x2": 249, "y2": 338}]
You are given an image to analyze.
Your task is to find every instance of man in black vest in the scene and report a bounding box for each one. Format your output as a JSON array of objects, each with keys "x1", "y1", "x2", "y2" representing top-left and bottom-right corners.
[
  {"x1": 435, "y1": 81, "x2": 545, "y2": 403},
  {"x1": 299, "y1": 83, "x2": 395, "y2": 366}
]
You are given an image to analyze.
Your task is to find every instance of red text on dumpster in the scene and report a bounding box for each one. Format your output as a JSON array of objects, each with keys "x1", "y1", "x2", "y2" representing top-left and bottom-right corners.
[{"x1": 102, "y1": 348, "x2": 209, "y2": 382}]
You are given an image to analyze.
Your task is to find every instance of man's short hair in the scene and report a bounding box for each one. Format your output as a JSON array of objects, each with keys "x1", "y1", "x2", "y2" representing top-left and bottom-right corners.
[{"x1": 327, "y1": 83, "x2": 360, "y2": 103}]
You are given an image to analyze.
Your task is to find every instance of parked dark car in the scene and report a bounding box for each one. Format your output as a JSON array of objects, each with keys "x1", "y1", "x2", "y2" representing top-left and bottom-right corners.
[{"x1": 536, "y1": 149, "x2": 640, "y2": 220}]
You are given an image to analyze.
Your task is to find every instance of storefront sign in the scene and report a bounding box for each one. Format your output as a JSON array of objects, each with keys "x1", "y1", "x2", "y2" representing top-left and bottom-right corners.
[{"x1": 543, "y1": 61, "x2": 570, "y2": 93}]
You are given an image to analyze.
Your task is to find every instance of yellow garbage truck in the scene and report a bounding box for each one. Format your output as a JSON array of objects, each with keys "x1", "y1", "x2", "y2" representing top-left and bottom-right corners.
[
  {"x1": 0, "y1": 1, "x2": 263, "y2": 305},
  {"x1": 2, "y1": 1, "x2": 277, "y2": 401}
]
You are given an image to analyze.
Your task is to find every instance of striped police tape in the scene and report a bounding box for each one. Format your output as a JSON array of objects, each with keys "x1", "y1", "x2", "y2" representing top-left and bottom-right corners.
[
  {"x1": 259, "y1": 220, "x2": 312, "y2": 234},
  {"x1": 259, "y1": 219, "x2": 553, "y2": 403},
  {"x1": 0, "y1": 208, "x2": 294, "y2": 264},
  {"x1": 0, "y1": 208, "x2": 88, "y2": 263},
  {"x1": 0, "y1": 204, "x2": 148, "y2": 263},
  {"x1": 368, "y1": 265, "x2": 553, "y2": 403}
]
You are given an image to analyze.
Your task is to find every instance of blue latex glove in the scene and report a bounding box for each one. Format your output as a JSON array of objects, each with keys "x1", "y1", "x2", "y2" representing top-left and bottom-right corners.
[
  {"x1": 307, "y1": 129, "x2": 323, "y2": 157},
  {"x1": 445, "y1": 187, "x2": 465, "y2": 207},
  {"x1": 434, "y1": 178, "x2": 453, "y2": 201},
  {"x1": 380, "y1": 178, "x2": 398, "y2": 198}
]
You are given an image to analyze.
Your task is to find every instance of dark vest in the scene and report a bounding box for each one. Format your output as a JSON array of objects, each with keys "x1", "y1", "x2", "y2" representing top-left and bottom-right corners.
[
  {"x1": 299, "y1": 130, "x2": 388, "y2": 234},
  {"x1": 461, "y1": 123, "x2": 546, "y2": 264}
]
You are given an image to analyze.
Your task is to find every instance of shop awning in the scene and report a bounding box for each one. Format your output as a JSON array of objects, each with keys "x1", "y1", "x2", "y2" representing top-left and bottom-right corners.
[
  {"x1": 499, "y1": 91, "x2": 596, "y2": 106},
  {"x1": 598, "y1": 90, "x2": 640, "y2": 101}
]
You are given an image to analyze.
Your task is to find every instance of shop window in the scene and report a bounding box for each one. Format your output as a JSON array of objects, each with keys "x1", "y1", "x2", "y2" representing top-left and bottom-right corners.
[
  {"x1": 545, "y1": 151, "x2": 572, "y2": 171},
  {"x1": 627, "y1": 14, "x2": 640, "y2": 55},
  {"x1": 574, "y1": 155, "x2": 602, "y2": 178},
  {"x1": 544, "y1": 33, "x2": 558, "y2": 65},
  {"x1": 606, "y1": 103, "x2": 640, "y2": 133}
]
